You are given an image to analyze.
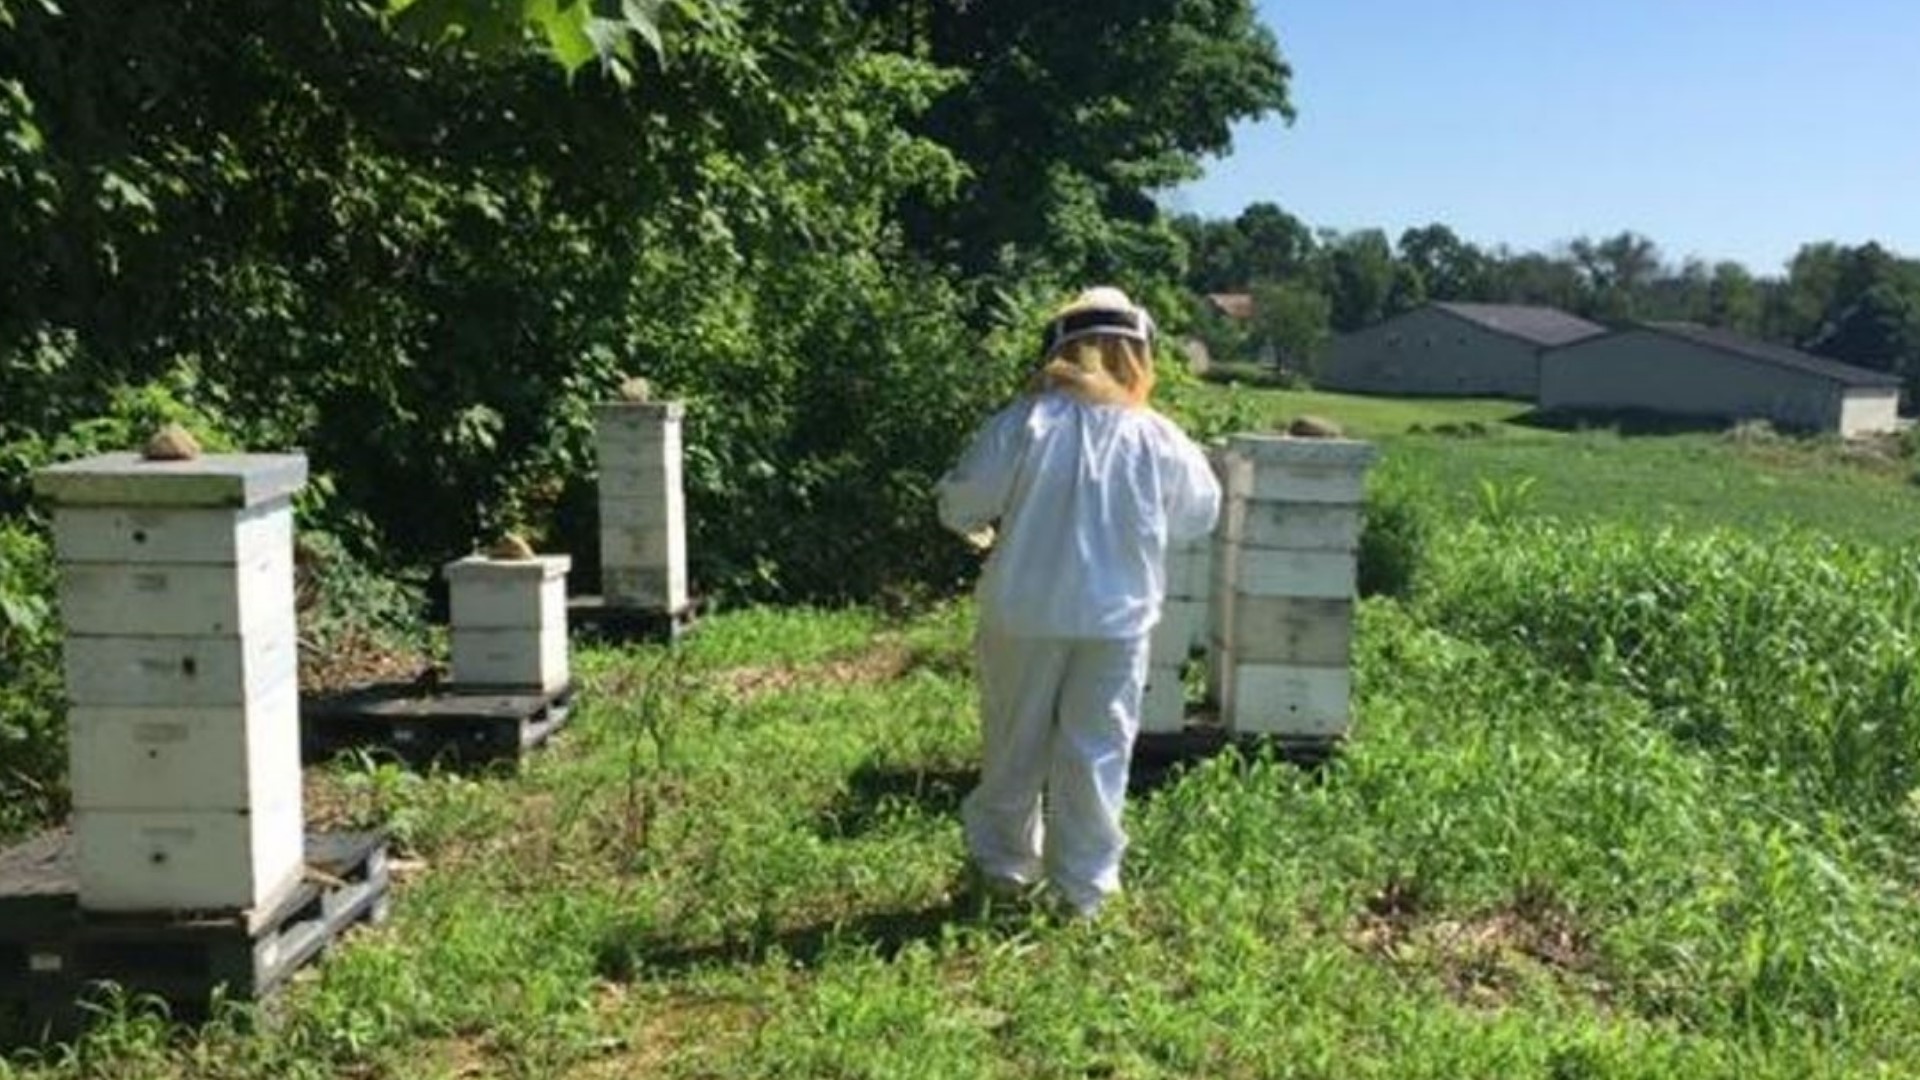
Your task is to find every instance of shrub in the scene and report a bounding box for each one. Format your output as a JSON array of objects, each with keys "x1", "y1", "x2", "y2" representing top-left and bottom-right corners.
[
  {"x1": 0, "y1": 522, "x2": 62, "y2": 836},
  {"x1": 1358, "y1": 465, "x2": 1434, "y2": 600}
]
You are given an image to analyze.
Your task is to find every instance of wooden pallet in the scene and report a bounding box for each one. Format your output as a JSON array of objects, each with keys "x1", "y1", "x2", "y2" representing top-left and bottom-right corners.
[
  {"x1": 301, "y1": 682, "x2": 573, "y2": 771},
  {"x1": 0, "y1": 830, "x2": 389, "y2": 1043},
  {"x1": 1133, "y1": 718, "x2": 1339, "y2": 790},
  {"x1": 567, "y1": 595, "x2": 700, "y2": 644}
]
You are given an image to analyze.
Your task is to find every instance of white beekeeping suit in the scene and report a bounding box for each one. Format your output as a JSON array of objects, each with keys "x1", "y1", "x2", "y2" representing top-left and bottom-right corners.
[{"x1": 937, "y1": 287, "x2": 1221, "y2": 916}]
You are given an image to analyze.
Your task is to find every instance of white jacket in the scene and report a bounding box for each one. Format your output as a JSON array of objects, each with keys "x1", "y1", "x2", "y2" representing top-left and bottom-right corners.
[{"x1": 937, "y1": 392, "x2": 1222, "y2": 639}]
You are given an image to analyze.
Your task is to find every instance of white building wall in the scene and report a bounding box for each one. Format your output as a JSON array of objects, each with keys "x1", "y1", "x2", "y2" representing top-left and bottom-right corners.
[
  {"x1": 1541, "y1": 331, "x2": 1847, "y2": 432},
  {"x1": 1838, "y1": 388, "x2": 1900, "y2": 437}
]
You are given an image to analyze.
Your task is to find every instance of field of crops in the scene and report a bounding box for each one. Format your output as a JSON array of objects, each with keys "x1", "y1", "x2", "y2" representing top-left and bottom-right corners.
[{"x1": 6, "y1": 389, "x2": 1920, "y2": 1077}]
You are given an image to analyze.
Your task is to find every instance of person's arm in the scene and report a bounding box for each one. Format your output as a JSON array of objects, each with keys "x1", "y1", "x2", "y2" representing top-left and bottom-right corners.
[
  {"x1": 1162, "y1": 430, "x2": 1222, "y2": 543},
  {"x1": 936, "y1": 403, "x2": 1028, "y2": 538}
]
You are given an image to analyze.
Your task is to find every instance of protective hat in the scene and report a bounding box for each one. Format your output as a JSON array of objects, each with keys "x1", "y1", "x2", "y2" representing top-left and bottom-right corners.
[
  {"x1": 1039, "y1": 287, "x2": 1156, "y2": 361},
  {"x1": 1033, "y1": 287, "x2": 1158, "y2": 407}
]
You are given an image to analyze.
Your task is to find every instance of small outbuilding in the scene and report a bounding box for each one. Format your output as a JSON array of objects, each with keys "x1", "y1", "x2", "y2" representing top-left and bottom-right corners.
[
  {"x1": 1317, "y1": 302, "x2": 1607, "y2": 397},
  {"x1": 1206, "y1": 293, "x2": 1256, "y2": 321},
  {"x1": 1540, "y1": 322, "x2": 1902, "y2": 437}
]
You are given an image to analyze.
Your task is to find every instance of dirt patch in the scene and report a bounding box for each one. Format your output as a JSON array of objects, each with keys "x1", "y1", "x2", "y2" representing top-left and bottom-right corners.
[
  {"x1": 569, "y1": 985, "x2": 764, "y2": 1077},
  {"x1": 705, "y1": 642, "x2": 915, "y2": 700},
  {"x1": 1349, "y1": 889, "x2": 1605, "y2": 1008},
  {"x1": 301, "y1": 629, "x2": 438, "y2": 696}
]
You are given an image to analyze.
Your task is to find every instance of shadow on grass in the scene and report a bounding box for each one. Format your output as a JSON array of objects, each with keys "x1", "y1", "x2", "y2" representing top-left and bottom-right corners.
[
  {"x1": 595, "y1": 901, "x2": 966, "y2": 980},
  {"x1": 815, "y1": 729, "x2": 1321, "y2": 845},
  {"x1": 1509, "y1": 407, "x2": 1745, "y2": 437},
  {"x1": 814, "y1": 762, "x2": 975, "y2": 840}
]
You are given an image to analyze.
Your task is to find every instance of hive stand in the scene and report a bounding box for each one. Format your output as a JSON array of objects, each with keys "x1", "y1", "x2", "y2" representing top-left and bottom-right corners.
[
  {"x1": 0, "y1": 830, "x2": 389, "y2": 1044},
  {"x1": 301, "y1": 556, "x2": 575, "y2": 772}
]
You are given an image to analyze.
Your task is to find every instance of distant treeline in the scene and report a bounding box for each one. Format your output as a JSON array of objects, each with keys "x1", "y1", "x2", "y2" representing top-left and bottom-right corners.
[{"x1": 1172, "y1": 205, "x2": 1920, "y2": 398}]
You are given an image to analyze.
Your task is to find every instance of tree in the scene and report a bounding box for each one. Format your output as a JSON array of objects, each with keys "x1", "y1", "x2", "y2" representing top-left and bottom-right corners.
[
  {"x1": 1771, "y1": 242, "x2": 1847, "y2": 343},
  {"x1": 1319, "y1": 229, "x2": 1396, "y2": 331},
  {"x1": 1171, "y1": 213, "x2": 1249, "y2": 293},
  {"x1": 1237, "y1": 201, "x2": 1316, "y2": 284},
  {"x1": 1247, "y1": 279, "x2": 1330, "y2": 370},
  {"x1": 1813, "y1": 283, "x2": 1920, "y2": 381},
  {"x1": 1397, "y1": 223, "x2": 1491, "y2": 301},
  {"x1": 1707, "y1": 261, "x2": 1762, "y2": 334},
  {"x1": 1568, "y1": 231, "x2": 1662, "y2": 319},
  {"x1": 869, "y1": 0, "x2": 1294, "y2": 282},
  {"x1": 1490, "y1": 249, "x2": 1586, "y2": 311}
]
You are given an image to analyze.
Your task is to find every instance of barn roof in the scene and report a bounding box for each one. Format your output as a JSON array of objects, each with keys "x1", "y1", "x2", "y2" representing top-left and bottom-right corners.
[
  {"x1": 1431, "y1": 302, "x2": 1608, "y2": 348},
  {"x1": 1640, "y1": 322, "x2": 1903, "y2": 389},
  {"x1": 1207, "y1": 293, "x2": 1255, "y2": 320}
]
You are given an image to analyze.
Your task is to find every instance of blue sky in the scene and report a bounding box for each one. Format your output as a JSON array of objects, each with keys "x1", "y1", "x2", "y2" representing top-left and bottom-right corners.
[{"x1": 1165, "y1": 1, "x2": 1920, "y2": 276}]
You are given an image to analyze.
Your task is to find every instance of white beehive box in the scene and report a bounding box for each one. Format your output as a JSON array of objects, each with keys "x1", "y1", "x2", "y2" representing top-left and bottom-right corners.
[
  {"x1": 1204, "y1": 443, "x2": 1243, "y2": 708},
  {"x1": 1214, "y1": 435, "x2": 1376, "y2": 742},
  {"x1": 1149, "y1": 598, "x2": 1209, "y2": 663},
  {"x1": 1214, "y1": 653, "x2": 1353, "y2": 738},
  {"x1": 61, "y1": 631, "x2": 299, "y2": 708},
  {"x1": 595, "y1": 401, "x2": 690, "y2": 613},
  {"x1": 444, "y1": 554, "x2": 571, "y2": 695},
  {"x1": 67, "y1": 680, "x2": 302, "y2": 812},
  {"x1": 73, "y1": 798, "x2": 304, "y2": 915},
  {"x1": 1140, "y1": 665, "x2": 1188, "y2": 735},
  {"x1": 35, "y1": 451, "x2": 309, "y2": 914}
]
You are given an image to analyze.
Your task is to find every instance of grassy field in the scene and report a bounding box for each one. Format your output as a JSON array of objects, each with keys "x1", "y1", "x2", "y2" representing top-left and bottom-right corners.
[
  {"x1": 1173, "y1": 385, "x2": 1920, "y2": 544},
  {"x1": 7, "y1": 387, "x2": 1920, "y2": 1077}
]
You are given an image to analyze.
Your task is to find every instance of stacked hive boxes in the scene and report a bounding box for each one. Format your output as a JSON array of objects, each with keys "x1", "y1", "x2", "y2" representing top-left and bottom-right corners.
[
  {"x1": 443, "y1": 555, "x2": 572, "y2": 695},
  {"x1": 1141, "y1": 531, "x2": 1212, "y2": 734},
  {"x1": 1212, "y1": 435, "x2": 1377, "y2": 741},
  {"x1": 1205, "y1": 443, "x2": 1237, "y2": 710},
  {"x1": 37, "y1": 454, "x2": 309, "y2": 913},
  {"x1": 594, "y1": 401, "x2": 689, "y2": 614}
]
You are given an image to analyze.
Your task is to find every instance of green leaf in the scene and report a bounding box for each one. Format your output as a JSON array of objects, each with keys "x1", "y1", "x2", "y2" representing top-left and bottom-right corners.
[
  {"x1": 528, "y1": 0, "x2": 598, "y2": 74},
  {"x1": 0, "y1": 594, "x2": 46, "y2": 634},
  {"x1": 620, "y1": 0, "x2": 666, "y2": 59}
]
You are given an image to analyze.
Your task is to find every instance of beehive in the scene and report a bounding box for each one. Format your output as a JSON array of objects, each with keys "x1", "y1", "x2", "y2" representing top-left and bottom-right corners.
[
  {"x1": 1141, "y1": 532, "x2": 1212, "y2": 734},
  {"x1": 1212, "y1": 435, "x2": 1377, "y2": 740},
  {"x1": 443, "y1": 554, "x2": 571, "y2": 695},
  {"x1": 36, "y1": 453, "x2": 308, "y2": 913},
  {"x1": 594, "y1": 401, "x2": 689, "y2": 613}
]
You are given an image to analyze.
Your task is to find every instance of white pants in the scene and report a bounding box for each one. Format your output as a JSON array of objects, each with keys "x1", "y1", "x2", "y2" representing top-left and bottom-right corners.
[{"x1": 961, "y1": 628, "x2": 1149, "y2": 914}]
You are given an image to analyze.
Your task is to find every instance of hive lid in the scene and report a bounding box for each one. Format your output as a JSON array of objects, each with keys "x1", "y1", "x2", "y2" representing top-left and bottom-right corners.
[
  {"x1": 592, "y1": 400, "x2": 685, "y2": 422},
  {"x1": 443, "y1": 554, "x2": 573, "y2": 581},
  {"x1": 1225, "y1": 434, "x2": 1379, "y2": 468},
  {"x1": 33, "y1": 453, "x2": 308, "y2": 509}
]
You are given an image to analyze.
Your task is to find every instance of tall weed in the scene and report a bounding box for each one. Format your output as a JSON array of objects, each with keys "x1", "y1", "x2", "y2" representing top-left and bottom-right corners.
[{"x1": 1422, "y1": 521, "x2": 1920, "y2": 820}]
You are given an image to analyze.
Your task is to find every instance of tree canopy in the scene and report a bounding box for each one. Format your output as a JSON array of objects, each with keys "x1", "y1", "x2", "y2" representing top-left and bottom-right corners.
[{"x1": 0, "y1": 0, "x2": 1292, "y2": 602}]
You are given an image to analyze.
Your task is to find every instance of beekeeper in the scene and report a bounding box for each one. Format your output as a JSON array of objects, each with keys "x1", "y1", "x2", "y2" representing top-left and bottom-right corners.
[{"x1": 936, "y1": 286, "x2": 1221, "y2": 917}]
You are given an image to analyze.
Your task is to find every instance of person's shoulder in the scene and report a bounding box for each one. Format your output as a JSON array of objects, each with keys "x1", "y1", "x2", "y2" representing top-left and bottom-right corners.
[{"x1": 1131, "y1": 407, "x2": 1200, "y2": 444}]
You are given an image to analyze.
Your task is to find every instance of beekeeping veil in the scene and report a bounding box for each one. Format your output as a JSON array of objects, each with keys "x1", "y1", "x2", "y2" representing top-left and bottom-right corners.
[{"x1": 1033, "y1": 287, "x2": 1157, "y2": 408}]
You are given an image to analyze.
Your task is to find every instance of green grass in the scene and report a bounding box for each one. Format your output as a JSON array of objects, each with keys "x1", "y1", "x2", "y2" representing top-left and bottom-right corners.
[
  {"x1": 1163, "y1": 382, "x2": 1531, "y2": 440},
  {"x1": 9, "y1": 388, "x2": 1920, "y2": 1076},
  {"x1": 9, "y1": 587, "x2": 1920, "y2": 1077},
  {"x1": 1227, "y1": 386, "x2": 1532, "y2": 438},
  {"x1": 1381, "y1": 428, "x2": 1920, "y2": 545},
  {"x1": 1168, "y1": 384, "x2": 1920, "y2": 545}
]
